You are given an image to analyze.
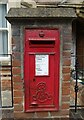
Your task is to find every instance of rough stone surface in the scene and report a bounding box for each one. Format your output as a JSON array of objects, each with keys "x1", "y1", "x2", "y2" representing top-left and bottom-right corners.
[
  {"x1": 6, "y1": 8, "x2": 77, "y2": 23},
  {"x1": 2, "y1": 109, "x2": 14, "y2": 119}
]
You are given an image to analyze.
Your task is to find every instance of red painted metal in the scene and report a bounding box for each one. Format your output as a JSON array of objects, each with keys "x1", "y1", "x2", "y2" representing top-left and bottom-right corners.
[{"x1": 24, "y1": 29, "x2": 60, "y2": 112}]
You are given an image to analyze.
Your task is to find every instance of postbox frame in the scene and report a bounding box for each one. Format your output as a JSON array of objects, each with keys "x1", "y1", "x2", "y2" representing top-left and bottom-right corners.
[{"x1": 24, "y1": 28, "x2": 60, "y2": 112}]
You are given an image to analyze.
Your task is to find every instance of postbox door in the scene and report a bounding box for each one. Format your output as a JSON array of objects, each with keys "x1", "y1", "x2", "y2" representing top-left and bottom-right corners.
[
  {"x1": 25, "y1": 53, "x2": 59, "y2": 111},
  {"x1": 24, "y1": 29, "x2": 59, "y2": 112}
]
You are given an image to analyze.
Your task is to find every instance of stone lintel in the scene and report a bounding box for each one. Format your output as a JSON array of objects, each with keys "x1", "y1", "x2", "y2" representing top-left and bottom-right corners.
[{"x1": 6, "y1": 7, "x2": 77, "y2": 23}]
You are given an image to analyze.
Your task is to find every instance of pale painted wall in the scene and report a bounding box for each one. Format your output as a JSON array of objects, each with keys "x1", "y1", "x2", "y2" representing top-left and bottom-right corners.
[{"x1": 7, "y1": 0, "x2": 84, "y2": 9}]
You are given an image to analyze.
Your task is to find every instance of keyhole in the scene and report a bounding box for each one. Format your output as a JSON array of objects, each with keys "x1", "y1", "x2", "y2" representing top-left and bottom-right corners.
[{"x1": 33, "y1": 78, "x2": 36, "y2": 82}]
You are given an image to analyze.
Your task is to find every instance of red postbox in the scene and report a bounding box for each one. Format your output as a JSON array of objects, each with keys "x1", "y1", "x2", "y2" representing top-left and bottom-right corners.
[{"x1": 24, "y1": 29, "x2": 60, "y2": 112}]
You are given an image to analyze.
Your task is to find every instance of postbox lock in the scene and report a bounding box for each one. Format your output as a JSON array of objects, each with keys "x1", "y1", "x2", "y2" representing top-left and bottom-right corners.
[
  {"x1": 39, "y1": 31, "x2": 45, "y2": 37},
  {"x1": 33, "y1": 78, "x2": 36, "y2": 82}
]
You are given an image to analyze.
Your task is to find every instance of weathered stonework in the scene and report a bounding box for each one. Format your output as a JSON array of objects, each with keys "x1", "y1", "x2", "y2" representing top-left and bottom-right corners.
[
  {"x1": 6, "y1": 8, "x2": 76, "y2": 19},
  {"x1": 2, "y1": 108, "x2": 14, "y2": 119},
  {"x1": 6, "y1": 7, "x2": 77, "y2": 119}
]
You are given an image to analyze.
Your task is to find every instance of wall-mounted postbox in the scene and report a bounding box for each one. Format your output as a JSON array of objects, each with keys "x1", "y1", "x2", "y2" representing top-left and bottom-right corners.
[{"x1": 24, "y1": 29, "x2": 60, "y2": 112}]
